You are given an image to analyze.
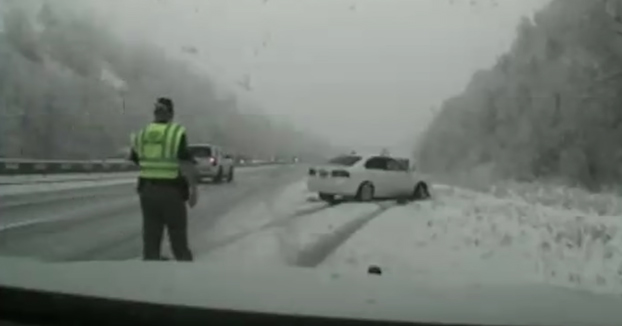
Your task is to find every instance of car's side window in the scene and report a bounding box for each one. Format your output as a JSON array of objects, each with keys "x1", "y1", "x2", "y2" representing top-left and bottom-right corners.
[
  {"x1": 386, "y1": 158, "x2": 402, "y2": 172},
  {"x1": 364, "y1": 157, "x2": 389, "y2": 170}
]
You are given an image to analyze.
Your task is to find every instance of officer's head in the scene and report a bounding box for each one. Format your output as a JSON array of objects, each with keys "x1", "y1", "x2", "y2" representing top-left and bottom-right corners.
[{"x1": 154, "y1": 97, "x2": 174, "y2": 123}]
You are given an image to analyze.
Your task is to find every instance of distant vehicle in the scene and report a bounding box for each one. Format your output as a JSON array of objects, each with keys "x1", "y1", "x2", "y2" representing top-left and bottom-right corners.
[
  {"x1": 188, "y1": 144, "x2": 234, "y2": 183},
  {"x1": 231, "y1": 154, "x2": 251, "y2": 165},
  {"x1": 307, "y1": 153, "x2": 430, "y2": 203}
]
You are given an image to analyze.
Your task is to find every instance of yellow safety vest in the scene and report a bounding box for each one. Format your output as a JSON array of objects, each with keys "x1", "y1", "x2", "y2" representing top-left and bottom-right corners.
[{"x1": 132, "y1": 122, "x2": 186, "y2": 179}]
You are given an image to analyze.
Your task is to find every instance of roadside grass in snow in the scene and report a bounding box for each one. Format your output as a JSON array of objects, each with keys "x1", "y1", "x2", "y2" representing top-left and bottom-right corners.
[
  {"x1": 488, "y1": 181, "x2": 622, "y2": 217},
  {"x1": 324, "y1": 187, "x2": 622, "y2": 294},
  {"x1": 198, "y1": 171, "x2": 622, "y2": 295},
  {"x1": 431, "y1": 168, "x2": 622, "y2": 217},
  {"x1": 412, "y1": 173, "x2": 622, "y2": 294}
]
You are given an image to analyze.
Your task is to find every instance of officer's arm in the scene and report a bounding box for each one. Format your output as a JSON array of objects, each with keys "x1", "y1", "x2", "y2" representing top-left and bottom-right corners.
[
  {"x1": 178, "y1": 133, "x2": 198, "y2": 186},
  {"x1": 129, "y1": 133, "x2": 139, "y2": 165},
  {"x1": 129, "y1": 149, "x2": 139, "y2": 165}
]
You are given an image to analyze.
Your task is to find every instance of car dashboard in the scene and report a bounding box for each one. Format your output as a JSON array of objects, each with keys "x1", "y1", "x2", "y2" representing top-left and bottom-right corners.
[
  {"x1": 2, "y1": 258, "x2": 622, "y2": 326},
  {"x1": 1, "y1": 284, "x2": 473, "y2": 326}
]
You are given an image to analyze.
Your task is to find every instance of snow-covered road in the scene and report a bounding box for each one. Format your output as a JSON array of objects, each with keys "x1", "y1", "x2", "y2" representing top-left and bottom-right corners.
[
  {"x1": 198, "y1": 178, "x2": 622, "y2": 296},
  {"x1": 3, "y1": 165, "x2": 621, "y2": 296}
]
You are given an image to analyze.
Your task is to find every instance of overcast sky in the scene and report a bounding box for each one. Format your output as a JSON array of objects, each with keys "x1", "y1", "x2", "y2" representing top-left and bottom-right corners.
[{"x1": 82, "y1": 0, "x2": 550, "y2": 153}]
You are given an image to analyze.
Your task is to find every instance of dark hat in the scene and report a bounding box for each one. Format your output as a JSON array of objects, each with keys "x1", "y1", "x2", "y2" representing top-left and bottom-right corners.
[{"x1": 156, "y1": 97, "x2": 174, "y2": 113}]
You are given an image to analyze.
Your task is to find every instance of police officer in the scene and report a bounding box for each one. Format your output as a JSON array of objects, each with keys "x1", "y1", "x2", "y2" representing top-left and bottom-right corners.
[{"x1": 129, "y1": 97, "x2": 198, "y2": 261}]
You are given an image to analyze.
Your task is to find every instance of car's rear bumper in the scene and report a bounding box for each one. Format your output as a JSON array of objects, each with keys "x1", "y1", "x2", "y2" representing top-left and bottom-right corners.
[
  {"x1": 307, "y1": 177, "x2": 359, "y2": 196},
  {"x1": 197, "y1": 166, "x2": 219, "y2": 178}
]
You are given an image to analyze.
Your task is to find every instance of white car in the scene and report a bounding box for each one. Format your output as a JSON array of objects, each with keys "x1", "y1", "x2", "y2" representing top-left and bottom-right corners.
[
  {"x1": 188, "y1": 144, "x2": 234, "y2": 183},
  {"x1": 307, "y1": 154, "x2": 430, "y2": 203}
]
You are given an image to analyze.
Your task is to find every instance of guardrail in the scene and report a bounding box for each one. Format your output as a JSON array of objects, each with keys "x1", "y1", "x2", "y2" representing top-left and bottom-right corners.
[{"x1": 0, "y1": 158, "x2": 284, "y2": 176}]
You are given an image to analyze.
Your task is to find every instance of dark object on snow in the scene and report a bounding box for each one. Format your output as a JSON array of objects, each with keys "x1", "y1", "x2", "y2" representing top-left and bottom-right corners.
[
  {"x1": 368, "y1": 265, "x2": 382, "y2": 275},
  {"x1": 396, "y1": 197, "x2": 409, "y2": 205}
]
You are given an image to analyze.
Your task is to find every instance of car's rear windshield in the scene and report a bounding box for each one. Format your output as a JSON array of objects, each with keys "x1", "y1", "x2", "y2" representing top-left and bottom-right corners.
[
  {"x1": 188, "y1": 146, "x2": 212, "y2": 157},
  {"x1": 327, "y1": 155, "x2": 362, "y2": 166}
]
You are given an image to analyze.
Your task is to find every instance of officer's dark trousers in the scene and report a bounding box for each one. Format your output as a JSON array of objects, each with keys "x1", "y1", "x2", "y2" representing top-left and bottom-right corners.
[{"x1": 139, "y1": 183, "x2": 193, "y2": 261}]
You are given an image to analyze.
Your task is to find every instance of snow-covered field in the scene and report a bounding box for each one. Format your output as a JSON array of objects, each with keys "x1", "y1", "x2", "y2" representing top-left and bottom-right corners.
[{"x1": 195, "y1": 178, "x2": 622, "y2": 296}]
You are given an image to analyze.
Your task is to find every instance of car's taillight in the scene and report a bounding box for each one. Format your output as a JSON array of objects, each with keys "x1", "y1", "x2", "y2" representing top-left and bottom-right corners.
[
  {"x1": 331, "y1": 170, "x2": 350, "y2": 178},
  {"x1": 309, "y1": 168, "x2": 316, "y2": 176}
]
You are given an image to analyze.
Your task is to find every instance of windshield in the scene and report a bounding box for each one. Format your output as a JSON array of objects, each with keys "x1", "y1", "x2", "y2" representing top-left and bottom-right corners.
[
  {"x1": 327, "y1": 155, "x2": 362, "y2": 167},
  {"x1": 188, "y1": 146, "x2": 213, "y2": 158},
  {"x1": 3, "y1": 1, "x2": 622, "y2": 325}
]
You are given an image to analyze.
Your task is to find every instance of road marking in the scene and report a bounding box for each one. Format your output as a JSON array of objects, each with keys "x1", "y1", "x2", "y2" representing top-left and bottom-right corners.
[
  {"x1": 0, "y1": 218, "x2": 55, "y2": 232},
  {"x1": 0, "y1": 199, "x2": 138, "y2": 233}
]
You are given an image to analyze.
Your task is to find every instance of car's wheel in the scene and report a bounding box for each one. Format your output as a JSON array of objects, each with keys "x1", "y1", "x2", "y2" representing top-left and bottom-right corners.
[
  {"x1": 356, "y1": 182, "x2": 375, "y2": 202},
  {"x1": 319, "y1": 193, "x2": 338, "y2": 204},
  {"x1": 411, "y1": 182, "x2": 431, "y2": 200},
  {"x1": 213, "y1": 167, "x2": 224, "y2": 183},
  {"x1": 226, "y1": 167, "x2": 234, "y2": 183}
]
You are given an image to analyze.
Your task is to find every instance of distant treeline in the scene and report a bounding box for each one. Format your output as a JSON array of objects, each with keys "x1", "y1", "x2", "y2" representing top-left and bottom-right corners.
[
  {"x1": 417, "y1": 0, "x2": 622, "y2": 190},
  {"x1": 0, "y1": 1, "x2": 333, "y2": 161}
]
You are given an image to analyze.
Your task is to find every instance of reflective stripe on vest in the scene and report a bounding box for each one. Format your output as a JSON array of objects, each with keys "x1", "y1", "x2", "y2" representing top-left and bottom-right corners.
[{"x1": 133, "y1": 123, "x2": 185, "y2": 179}]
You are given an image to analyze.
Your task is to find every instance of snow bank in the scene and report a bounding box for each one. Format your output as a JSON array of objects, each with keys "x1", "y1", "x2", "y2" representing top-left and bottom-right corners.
[
  {"x1": 324, "y1": 184, "x2": 622, "y2": 295},
  {"x1": 433, "y1": 171, "x2": 622, "y2": 217},
  {"x1": 488, "y1": 180, "x2": 622, "y2": 217}
]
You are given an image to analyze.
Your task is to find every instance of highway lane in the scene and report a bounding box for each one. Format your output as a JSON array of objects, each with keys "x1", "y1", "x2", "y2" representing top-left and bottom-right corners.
[
  {"x1": 0, "y1": 172, "x2": 138, "y2": 185},
  {"x1": 0, "y1": 165, "x2": 305, "y2": 262}
]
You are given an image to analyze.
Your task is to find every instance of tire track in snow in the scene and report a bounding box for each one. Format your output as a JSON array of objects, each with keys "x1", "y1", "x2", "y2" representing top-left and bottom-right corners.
[
  {"x1": 292, "y1": 203, "x2": 395, "y2": 268},
  {"x1": 292, "y1": 203, "x2": 335, "y2": 217},
  {"x1": 199, "y1": 198, "x2": 392, "y2": 255},
  {"x1": 197, "y1": 203, "x2": 338, "y2": 254}
]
